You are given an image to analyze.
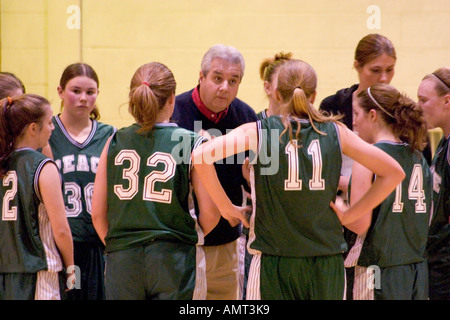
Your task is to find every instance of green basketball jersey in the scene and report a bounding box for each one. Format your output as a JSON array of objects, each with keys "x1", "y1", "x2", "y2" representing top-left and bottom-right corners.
[
  {"x1": 48, "y1": 115, "x2": 115, "y2": 244},
  {"x1": 427, "y1": 135, "x2": 450, "y2": 257},
  {"x1": 0, "y1": 149, "x2": 57, "y2": 273},
  {"x1": 358, "y1": 141, "x2": 432, "y2": 268},
  {"x1": 105, "y1": 123, "x2": 204, "y2": 253},
  {"x1": 249, "y1": 116, "x2": 346, "y2": 257},
  {"x1": 256, "y1": 109, "x2": 268, "y2": 121}
]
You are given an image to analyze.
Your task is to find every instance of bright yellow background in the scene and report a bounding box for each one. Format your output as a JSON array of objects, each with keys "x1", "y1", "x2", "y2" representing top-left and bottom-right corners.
[{"x1": 1, "y1": 0, "x2": 448, "y2": 148}]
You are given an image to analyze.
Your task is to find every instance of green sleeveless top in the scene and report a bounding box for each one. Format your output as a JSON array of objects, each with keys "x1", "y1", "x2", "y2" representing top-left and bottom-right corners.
[
  {"x1": 48, "y1": 115, "x2": 115, "y2": 244},
  {"x1": 0, "y1": 149, "x2": 62, "y2": 273},
  {"x1": 249, "y1": 116, "x2": 346, "y2": 257},
  {"x1": 427, "y1": 135, "x2": 450, "y2": 258},
  {"x1": 358, "y1": 141, "x2": 432, "y2": 267},
  {"x1": 105, "y1": 123, "x2": 204, "y2": 253}
]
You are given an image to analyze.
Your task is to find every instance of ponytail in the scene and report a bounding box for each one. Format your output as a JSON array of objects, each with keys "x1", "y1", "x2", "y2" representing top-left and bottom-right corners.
[
  {"x1": 392, "y1": 95, "x2": 428, "y2": 152},
  {"x1": 358, "y1": 84, "x2": 427, "y2": 152},
  {"x1": 0, "y1": 94, "x2": 50, "y2": 177},
  {"x1": 259, "y1": 51, "x2": 293, "y2": 82},
  {"x1": 0, "y1": 98, "x2": 14, "y2": 177},
  {"x1": 128, "y1": 62, "x2": 176, "y2": 134},
  {"x1": 277, "y1": 60, "x2": 342, "y2": 144},
  {"x1": 129, "y1": 83, "x2": 159, "y2": 133}
]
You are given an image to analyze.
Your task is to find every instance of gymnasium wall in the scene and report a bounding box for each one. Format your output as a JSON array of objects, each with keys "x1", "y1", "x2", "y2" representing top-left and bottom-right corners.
[{"x1": 1, "y1": 0, "x2": 448, "y2": 148}]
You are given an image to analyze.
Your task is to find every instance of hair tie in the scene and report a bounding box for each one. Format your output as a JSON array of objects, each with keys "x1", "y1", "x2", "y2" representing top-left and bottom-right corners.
[
  {"x1": 294, "y1": 86, "x2": 302, "y2": 90},
  {"x1": 7, "y1": 96, "x2": 12, "y2": 105},
  {"x1": 367, "y1": 87, "x2": 395, "y2": 119},
  {"x1": 141, "y1": 82, "x2": 150, "y2": 87},
  {"x1": 432, "y1": 73, "x2": 450, "y2": 89}
]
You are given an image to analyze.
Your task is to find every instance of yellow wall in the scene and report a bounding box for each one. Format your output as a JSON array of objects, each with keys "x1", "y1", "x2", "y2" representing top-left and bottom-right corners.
[{"x1": 1, "y1": 0, "x2": 449, "y2": 147}]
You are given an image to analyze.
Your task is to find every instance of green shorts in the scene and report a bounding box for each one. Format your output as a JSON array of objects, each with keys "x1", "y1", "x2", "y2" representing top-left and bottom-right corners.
[
  {"x1": 0, "y1": 273, "x2": 37, "y2": 300},
  {"x1": 105, "y1": 240, "x2": 197, "y2": 300},
  {"x1": 353, "y1": 261, "x2": 428, "y2": 300},
  {"x1": 248, "y1": 253, "x2": 345, "y2": 300},
  {"x1": 376, "y1": 261, "x2": 428, "y2": 300}
]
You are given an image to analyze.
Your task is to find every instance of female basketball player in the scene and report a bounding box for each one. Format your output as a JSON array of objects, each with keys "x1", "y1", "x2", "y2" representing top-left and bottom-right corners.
[
  {"x1": 349, "y1": 83, "x2": 432, "y2": 300},
  {"x1": 257, "y1": 51, "x2": 293, "y2": 120},
  {"x1": 418, "y1": 67, "x2": 450, "y2": 300},
  {"x1": 191, "y1": 59, "x2": 405, "y2": 300},
  {"x1": 92, "y1": 62, "x2": 218, "y2": 300},
  {"x1": 41, "y1": 63, "x2": 115, "y2": 300},
  {"x1": 0, "y1": 94, "x2": 74, "y2": 300}
]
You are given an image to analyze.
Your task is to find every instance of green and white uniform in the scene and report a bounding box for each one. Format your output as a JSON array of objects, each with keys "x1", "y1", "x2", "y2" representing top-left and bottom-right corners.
[
  {"x1": 427, "y1": 135, "x2": 450, "y2": 300},
  {"x1": 104, "y1": 123, "x2": 206, "y2": 299},
  {"x1": 353, "y1": 141, "x2": 432, "y2": 300},
  {"x1": 0, "y1": 148, "x2": 63, "y2": 299},
  {"x1": 48, "y1": 115, "x2": 115, "y2": 300},
  {"x1": 50, "y1": 115, "x2": 115, "y2": 243},
  {"x1": 247, "y1": 116, "x2": 346, "y2": 300}
]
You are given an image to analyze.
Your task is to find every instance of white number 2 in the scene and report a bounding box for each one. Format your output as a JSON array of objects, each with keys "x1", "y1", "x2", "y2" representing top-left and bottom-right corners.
[
  {"x1": 392, "y1": 164, "x2": 426, "y2": 213},
  {"x1": 2, "y1": 171, "x2": 18, "y2": 221},
  {"x1": 114, "y1": 150, "x2": 176, "y2": 204},
  {"x1": 284, "y1": 139, "x2": 325, "y2": 191}
]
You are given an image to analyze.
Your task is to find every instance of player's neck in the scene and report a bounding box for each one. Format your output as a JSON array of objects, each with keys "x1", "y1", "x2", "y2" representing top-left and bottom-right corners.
[
  {"x1": 373, "y1": 128, "x2": 401, "y2": 144},
  {"x1": 59, "y1": 113, "x2": 93, "y2": 144}
]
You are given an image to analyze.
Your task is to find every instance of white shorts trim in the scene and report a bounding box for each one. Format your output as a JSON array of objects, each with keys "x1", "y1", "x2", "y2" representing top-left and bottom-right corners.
[{"x1": 35, "y1": 271, "x2": 60, "y2": 300}]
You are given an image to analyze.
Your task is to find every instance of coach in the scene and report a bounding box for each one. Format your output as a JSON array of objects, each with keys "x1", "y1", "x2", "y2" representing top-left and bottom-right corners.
[{"x1": 172, "y1": 44, "x2": 257, "y2": 300}]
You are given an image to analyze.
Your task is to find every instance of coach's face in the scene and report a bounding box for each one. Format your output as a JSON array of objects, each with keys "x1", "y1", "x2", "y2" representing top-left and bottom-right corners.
[{"x1": 198, "y1": 58, "x2": 242, "y2": 113}]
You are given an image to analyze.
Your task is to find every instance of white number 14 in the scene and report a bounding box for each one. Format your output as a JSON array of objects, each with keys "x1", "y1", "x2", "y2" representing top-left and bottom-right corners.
[{"x1": 392, "y1": 164, "x2": 426, "y2": 213}]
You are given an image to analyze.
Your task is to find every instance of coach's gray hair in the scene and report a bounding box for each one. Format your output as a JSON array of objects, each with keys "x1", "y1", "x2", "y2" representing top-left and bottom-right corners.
[{"x1": 200, "y1": 44, "x2": 245, "y2": 80}]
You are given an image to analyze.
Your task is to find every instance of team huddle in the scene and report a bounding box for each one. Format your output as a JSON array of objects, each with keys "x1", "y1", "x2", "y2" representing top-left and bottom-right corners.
[{"x1": 0, "y1": 34, "x2": 449, "y2": 300}]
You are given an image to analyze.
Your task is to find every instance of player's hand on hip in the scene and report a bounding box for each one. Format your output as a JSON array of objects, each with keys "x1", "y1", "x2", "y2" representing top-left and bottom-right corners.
[{"x1": 223, "y1": 204, "x2": 251, "y2": 228}]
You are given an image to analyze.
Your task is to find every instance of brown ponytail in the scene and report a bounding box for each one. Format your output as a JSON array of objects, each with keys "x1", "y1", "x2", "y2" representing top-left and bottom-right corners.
[
  {"x1": 358, "y1": 84, "x2": 427, "y2": 152},
  {"x1": 128, "y1": 62, "x2": 176, "y2": 133},
  {"x1": 276, "y1": 59, "x2": 342, "y2": 144},
  {"x1": 0, "y1": 94, "x2": 50, "y2": 177}
]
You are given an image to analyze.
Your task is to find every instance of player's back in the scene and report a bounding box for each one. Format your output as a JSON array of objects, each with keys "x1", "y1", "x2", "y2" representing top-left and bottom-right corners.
[
  {"x1": 249, "y1": 116, "x2": 346, "y2": 257},
  {"x1": 105, "y1": 123, "x2": 204, "y2": 253},
  {"x1": 358, "y1": 141, "x2": 432, "y2": 267},
  {"x1": 0, "y1": 149, "x2": 56, "y2": 273}
]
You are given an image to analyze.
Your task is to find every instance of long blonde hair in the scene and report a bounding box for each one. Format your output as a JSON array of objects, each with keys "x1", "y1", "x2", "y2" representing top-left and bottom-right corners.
[{"x1": 277, "y1": 59, "x2": 341, "y2": 143}]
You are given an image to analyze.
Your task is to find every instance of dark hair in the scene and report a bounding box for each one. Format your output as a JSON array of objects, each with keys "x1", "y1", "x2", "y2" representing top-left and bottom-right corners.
[
  {"x1": 128, "y1": 62, "x2": 176, "y2": 133},
  {"x1": 355, "y1": 34, "x2": 396, "y2": 67},
  {"x1": 357, "y1": 83, "x2": 427, "y2": 152},
  {"x1": 59, "y1": 63, "x2": 100, "y2": 120},
  {"x1": 0, "y1": 94, "x2": 50, "y2": 177},
  {"x1": 0, "y1": 72, "x2": 26, "y2": 98}
]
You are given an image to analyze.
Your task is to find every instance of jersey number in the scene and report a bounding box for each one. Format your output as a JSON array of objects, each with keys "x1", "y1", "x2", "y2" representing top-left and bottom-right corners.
[
  {"x1": 64, "y1": 182, "x2": 95, "y2": 217},
  {"x1": 284, "y1": 139, "x2": 325, "y2": 191},
  {"x1": 114, "y1": 150, "x2": 176, "y2": 204},
  {"x1": 392, "y1": 164, "x2": 426, "y2": 213},
  {"x1": 2, "y1": 171, "x2": 18, "y2": 221}
]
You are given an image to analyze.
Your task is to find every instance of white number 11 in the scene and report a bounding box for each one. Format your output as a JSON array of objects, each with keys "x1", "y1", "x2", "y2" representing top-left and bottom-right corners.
[{"x1": 284, "y1": 139, "x2": 325, "y2": 191}]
